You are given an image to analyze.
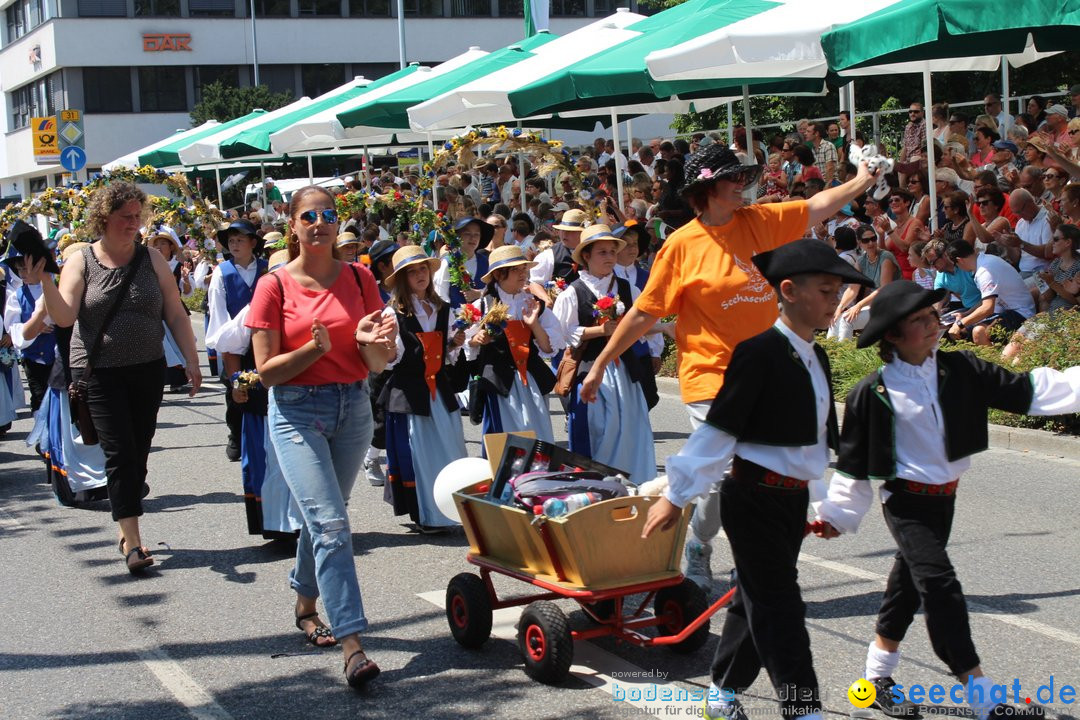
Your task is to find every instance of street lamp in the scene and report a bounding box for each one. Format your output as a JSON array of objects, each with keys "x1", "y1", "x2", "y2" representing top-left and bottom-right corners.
[{"x1": 250, "y1": 0, "x2": 260, "y2": 86}]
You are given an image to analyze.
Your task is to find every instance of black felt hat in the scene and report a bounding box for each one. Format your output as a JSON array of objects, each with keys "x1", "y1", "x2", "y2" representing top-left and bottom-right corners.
[
  {"x1": 856, "y1": 280, "x2": 948, "y2": 349},
  {"x1": 612, "y1": 221, "x2": 651, "y2": 257},
  {"x1": 453, "y1": 216, "x2": 495, "y2": 249},
  {"x1": 367, "y1": 239, "x2": 399, "y2": 267},
  {"x1": 752, "y1": 239, "x2": 874, "y2": 289},
  {"x1": 2, "y1": 220, "x2": 60, "y2": 276},
  {"x1": 682, "y1": 144, "x2": 762, "y2": 194}
]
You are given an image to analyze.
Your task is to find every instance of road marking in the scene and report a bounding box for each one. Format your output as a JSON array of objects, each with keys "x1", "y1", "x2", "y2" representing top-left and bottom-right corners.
[
  {"x1": 417, "y1": 590, "x2": 704, "y2": 714},
  {"x1": 136, "y1": 646, "x2": 235, "y2": 720},
  {"x1": 798, "y1": 551, "x2": 1080, "y2": 648}
]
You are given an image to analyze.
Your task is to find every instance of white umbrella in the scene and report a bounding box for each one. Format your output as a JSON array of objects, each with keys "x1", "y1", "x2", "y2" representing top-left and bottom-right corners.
[
  {"x1": 102, "y1": 120, "x2": 220, "y2": 171},
  {"x1": 178, "y1": 97, "x2": 316, "y2": 166}
]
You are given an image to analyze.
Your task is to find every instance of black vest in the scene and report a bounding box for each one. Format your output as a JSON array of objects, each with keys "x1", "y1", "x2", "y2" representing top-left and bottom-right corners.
[
  {"x1": 705, "y1": 326, "x2": 839, "y2": 450},
  {"x1": 476, "y1": 288, "x2": 556, "y2": 397},
  {"x1": 551, "y1": 242, "x2": 579, "y2": 283},
  {"x1": 835, "y1": 350, "x2": 1034, "y2": 482},
  {"x1": 379, "y1": 303, "x2": 466, "y2": 416},
  {"x1": 572, "y1": 276, "x2": 639, "y2": 383}
]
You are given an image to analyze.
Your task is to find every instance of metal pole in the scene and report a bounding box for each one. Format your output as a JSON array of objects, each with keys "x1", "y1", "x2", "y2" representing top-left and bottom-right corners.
[
  {"x1": 741, "y1": 85, "x2": 755, "y2": 165},
  {"x1": 872, "y1": 111, "x2": 880, "y2": 149},
  {"x1": 249, "y1": 0, "x2": 259, "y2": 86},
  {"x1": 848, "y1": 82, "x2": 856, "y2": 140},
  {"x1": 426, "y1": 132, "x2": 437, "y2": 213},
  {"x1": 1001, "y1": 55, "x2": 1011, "y2": 132},
  {"x1": 396, "y1": 0, "x2": 407, "y2": 69},
  {"x1": 610, "y1": 108, "x2": 625, "y2": 212},
  {"x1": 363, "y1": 145, "x2": 371, "y2": 190},
  {"x1": 726, "y1": 102, "x2": 734, "y2": 145},
  {"x1": 625, "y1": 118, "x2": 633, "y2": 161},
  {"x1": 307, "y1": 153, "x2": 314, "y2": 183},
  {"x1": 214, "y1": 166, "x2": 222, "y2": 209},
  {"x1": 923, "y1": 69, "x2": 938, "y2": 232},
  {"x1": 517, "y1": 121, "x2": 526, "y2": 214},
  {"x1": 260, "y1": 161, "x2": 266, "y2": 209}
]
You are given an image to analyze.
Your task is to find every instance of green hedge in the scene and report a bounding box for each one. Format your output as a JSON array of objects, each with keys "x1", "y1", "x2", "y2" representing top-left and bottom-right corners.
[{"x1": 183, "y1": 288, "x2": 206, "y2": 314}]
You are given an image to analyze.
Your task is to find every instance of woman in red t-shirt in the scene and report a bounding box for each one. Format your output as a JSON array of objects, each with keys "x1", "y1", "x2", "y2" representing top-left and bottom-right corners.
[{"x1": 246, "y1": 185, "x2": 395, "y2": 690}]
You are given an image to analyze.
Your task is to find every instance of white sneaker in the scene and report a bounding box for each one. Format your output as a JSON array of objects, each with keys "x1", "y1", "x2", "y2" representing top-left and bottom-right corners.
[
  {"x1": 364, "y1": 458, "x2": 386, "y2": 487},
  {"x1": 681, "y1": 537, "x2": 714, "y2": 591}
]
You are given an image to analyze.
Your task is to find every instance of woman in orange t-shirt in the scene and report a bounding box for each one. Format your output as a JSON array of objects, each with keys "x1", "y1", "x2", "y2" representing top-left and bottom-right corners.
[{"x1": 580, "y1": 144, "x2": 881, "y2": 587}]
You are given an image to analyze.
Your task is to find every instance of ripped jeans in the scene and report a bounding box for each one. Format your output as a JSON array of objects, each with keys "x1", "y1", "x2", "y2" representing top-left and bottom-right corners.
[{"x1": 269, "y1": 381, "x2": 373, "y2": 638}]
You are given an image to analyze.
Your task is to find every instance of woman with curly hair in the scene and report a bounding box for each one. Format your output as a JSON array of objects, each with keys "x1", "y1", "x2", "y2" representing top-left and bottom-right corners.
[{"x1": 36, "y1": 181, "x2": 202, "y2": 574}]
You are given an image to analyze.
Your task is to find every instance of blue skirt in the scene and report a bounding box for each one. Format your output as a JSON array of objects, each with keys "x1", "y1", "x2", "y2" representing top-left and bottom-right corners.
[
  {"x1": 385, "y1": 398, "x2": 467, "y2": 528},
  {"x1": 481, "y1": 370, "x2": 555, "y2": 445},
  {"x1": 568, "y1": 360, "x2": 656, "y2": 483},
  {"x1": 27, "y1": 387, "x2": 107, "y2": 493},
  {"x1": 0, "y1": 362, "x2": 24, "y2": 425},
  {"x1": 240, "y1": 412, "x2": 302, "y2": 537}
]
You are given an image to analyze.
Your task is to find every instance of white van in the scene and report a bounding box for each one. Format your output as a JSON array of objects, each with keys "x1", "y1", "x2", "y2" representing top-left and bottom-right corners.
[{"x1": 243, "y1": 176, "x2": 346, "y2": 210}]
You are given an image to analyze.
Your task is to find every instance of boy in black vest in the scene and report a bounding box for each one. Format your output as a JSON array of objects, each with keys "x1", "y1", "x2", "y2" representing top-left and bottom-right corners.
[
  {"x1": 816, "y1": 281, "x2": 1079, "y2": 720},
  {"x1": 643, "y1": 239, "x2": 874, "y2": 720}
]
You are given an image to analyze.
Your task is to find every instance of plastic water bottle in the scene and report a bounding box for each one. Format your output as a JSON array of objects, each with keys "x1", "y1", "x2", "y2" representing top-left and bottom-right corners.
[{"x1": 541, "y1": 492, "x2": 602, "y2": 518}]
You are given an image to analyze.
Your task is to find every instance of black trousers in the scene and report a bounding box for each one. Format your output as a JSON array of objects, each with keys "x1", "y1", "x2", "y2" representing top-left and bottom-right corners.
[
  {"x1": 82, "y1": 358, "x2": 165, "y2": 521},
  {"x1": 711, "y1": 474, "x2": 821, "y2": 718},
  {"x1": 876, "y1": 488, "x2": 980, "y2": 676},
  {"x1": 224, "y1": 382, "x2": 243, "y2": 443},
  {"x1": 22, "y1": 359, "x2": 51, "y2": 413}
]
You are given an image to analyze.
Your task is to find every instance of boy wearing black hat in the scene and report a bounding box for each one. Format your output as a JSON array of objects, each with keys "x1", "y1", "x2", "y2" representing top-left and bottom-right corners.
[
  {"x1": 205, "y1": 220, "x2": 267, "y2": 462},
  {"x1": 433, "y1": 217, "x2": 493, "y2": 306},
  {"x1": 816, "y1": 281, "x2": 1080, "y2": 720},
  {"x1": 643, "y1": 239, "x2": 875, "y2": 720}
]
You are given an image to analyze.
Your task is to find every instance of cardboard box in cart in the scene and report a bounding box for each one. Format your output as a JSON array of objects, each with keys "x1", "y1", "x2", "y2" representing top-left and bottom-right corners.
[{"x1": 452, "y1": 433, "x2": 691, "y2": 591}]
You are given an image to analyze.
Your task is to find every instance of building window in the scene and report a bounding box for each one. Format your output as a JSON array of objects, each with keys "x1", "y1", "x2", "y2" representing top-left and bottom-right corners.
[
  {"x1": 550, "y1": 0, "x2": 583, "y2": 15},
  {"x1": 249, "y1": 0, "x2": 290, "y2": 16},
  {"x1": 298, "y1": 0, "x2": 340, "y2": 15},
  {"x1": 450, "y1": 0, "x2": 488, "y2": 15},
  {"x1": 29, "y1": 177, "x2": 48, "y2": 193},
  {"x1": 301, "y1": 64, "x2": 347, "y2": 97},
  {"x1": 194, "y1": 66, "x2": 241, "y2": 102},
  {"x1": 139, "y1": 67, "x2": 187, "y2": 111},
  {"x1": 496, "y1": 0, "x2": 520, "y2": 14},
  {"x1": 6, "y1": 0, "x2": 46, "y2": 42},
  {"x1": 348, "y1": 0, "x2": 389, "y2": 16},
  {"x1": 593, "y1": 0, "x2": 616, "y2": 13},
  {"x1": 189, "y1": 0, "x2": 234, "y2": 15},
  {"x1": 134, "y1": 0, "x2": 181, "y2": 15},
  {"x1": 84, "y1": 67, "x2": 133, "y2": 112},
  {"x1": 401, "y1": 0, "x2": 443, "y2": 16},
  {"x1": 254, "y1": 65, "x2": 297, "y2": 96},
  {"x1": 77, "y1": 0, "x2": 126, "y2": 16},
  {"x1": 9, "y1": 71, "x2": 62, "y2": 130}
]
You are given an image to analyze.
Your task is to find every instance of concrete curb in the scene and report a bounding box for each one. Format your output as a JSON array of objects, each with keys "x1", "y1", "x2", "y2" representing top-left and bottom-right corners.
[{"x1": 655, "y1": 376, "x2": 1080, "y2": 462}]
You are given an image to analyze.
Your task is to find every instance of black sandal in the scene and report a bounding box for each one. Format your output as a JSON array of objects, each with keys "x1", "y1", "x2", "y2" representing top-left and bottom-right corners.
[
  {"x1": 125, "y1": 545, "x2": 154, "y2": 574},
  {"x1": 295, "y1": 612, "x2": 337, "y2": 647},
  {"x1": 344, "y1": 650, "x2": 380, "y2": 689}
]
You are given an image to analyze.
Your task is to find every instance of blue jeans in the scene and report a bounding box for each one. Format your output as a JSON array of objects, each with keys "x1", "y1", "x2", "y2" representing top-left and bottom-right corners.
[{"x1": 269, "y1": 381, "x2": 373, "y2": 638}]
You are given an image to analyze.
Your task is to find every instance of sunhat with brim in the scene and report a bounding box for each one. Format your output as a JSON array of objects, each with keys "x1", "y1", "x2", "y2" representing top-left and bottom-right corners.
[
  {"x1": 552, "y1": 208, "x2": 589, "y2": 232},
  {"x1": 612, "y1": 221, "x2": 651, "y2": 256},
  {"x1": 481, "y1": 245, "x2": 537, "y2": 284},
  {"x1": 572, "y1": 224, "x2": 625, "y2": 266},
  {"x1": 262, "y1": 231, "x2": 285, "y2": 250},
  {"x1": 682, "y1": 144, "x2": 762, "y2": 195},
  {"x1": 453, "y1": 216, "x2": 494, "y2": 248},
  {"x1": 386, "y1": 245, "x2": 441, "y2": 283},
  {"x1": 60, "y1": 241, "x2": 90, "y2": 263},
  {"x1": 856, "y1": 281, "x2": 948, "y2": 349},
  {"x1": 268, "y1": 249, "x2": 290, "y2": 271},
  {"x1": 753, "y1": 238, "x2": 874, "y2": 290},
  {"x1": 144, "y1": 225, "x2": 182, "y2": 250},
  {"x1": 336, "y1": 232, "x2": 360, "y2": 248},
  {"x1": 368, "y1": 239, "x2": 399, "y2": 267},
  {"x1": 2, "y1": 220, "x2": 60, "y2": 275}
]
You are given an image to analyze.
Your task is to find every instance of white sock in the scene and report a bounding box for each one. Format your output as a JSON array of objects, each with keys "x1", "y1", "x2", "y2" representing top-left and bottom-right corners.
[
  {"x1": 706, "y1": 683, "x2": 735, "y2": 713},
  {"x1": 864, "y1": 642, "x2": 901, "y2": 681},
  {"x1": 966, "y1": 676, "x2": 998, "y2": 720},
  {"x1": 365, "y1": 445, "x2": 380, "y2": 463}
]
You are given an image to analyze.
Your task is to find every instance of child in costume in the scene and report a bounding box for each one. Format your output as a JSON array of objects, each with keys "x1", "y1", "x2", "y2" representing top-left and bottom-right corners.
[
  {"x1": 816, "y1": 280, "x2": 1079, "y2": 720},
  {"x1": 644, "y1": 239, "x2": 875, "y2": 720}
]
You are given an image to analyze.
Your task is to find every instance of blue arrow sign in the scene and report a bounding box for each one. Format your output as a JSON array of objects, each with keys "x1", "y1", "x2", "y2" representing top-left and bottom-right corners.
[{"x1": 60, "y1": 145, "x2": 87, "y2": 172}]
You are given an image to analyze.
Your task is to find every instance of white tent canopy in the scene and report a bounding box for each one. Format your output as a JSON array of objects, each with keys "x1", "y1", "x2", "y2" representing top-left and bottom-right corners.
[
  {"x1": 102, "y1": 120, "x2": 220, "y2": 171},
  {"x1": 177, "y1": 97, "x2": 316, "y2": 166}
]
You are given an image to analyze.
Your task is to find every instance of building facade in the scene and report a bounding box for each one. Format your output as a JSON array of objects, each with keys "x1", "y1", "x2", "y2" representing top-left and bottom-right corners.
[{"x1": 0, "y1": 0, "x2": 635, "y2": 199}]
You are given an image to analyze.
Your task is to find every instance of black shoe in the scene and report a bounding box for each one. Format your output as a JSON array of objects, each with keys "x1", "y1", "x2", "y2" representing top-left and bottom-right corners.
[
  {"x1": 226, "y1": 436, "x2": 241, "y2": 462},
  {"x1": 872, "y1": 677, "x2": 922, "y2": 718},
  {"x1": 142, "y1": 482, "x2": 150, "y2": 499},
  {"x1": 990, "y1": 704, "x2": 1046, "y2": 718}
]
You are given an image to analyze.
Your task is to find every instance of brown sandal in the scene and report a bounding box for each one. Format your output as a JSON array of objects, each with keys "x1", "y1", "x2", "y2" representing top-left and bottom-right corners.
[
  {"x1": 344, "y1": 650, "x2": 380, "y2": 689},
  {"x1": 295, "y1": 612, "x2": 337, "y2": 647},
  {"x1": 125, "y1": 545, "x2": 154, "y2": 574}
]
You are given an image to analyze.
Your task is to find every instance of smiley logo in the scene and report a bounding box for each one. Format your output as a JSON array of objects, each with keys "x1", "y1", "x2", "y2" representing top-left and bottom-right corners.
[{"x1": 848, "y1": 678, "x2": 877, "y2": 708}]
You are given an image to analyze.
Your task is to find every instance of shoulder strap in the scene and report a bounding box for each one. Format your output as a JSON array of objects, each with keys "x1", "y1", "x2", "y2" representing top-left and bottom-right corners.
[
  {"x1": 348, "y1": 263, "x2": 365, "y2": 297},
  {"x1": 84, "y1": 244, "x2": 146, "y2": 376},
  {"x1": 272, "y1": 270, "x2": 285, "y2": 330}
]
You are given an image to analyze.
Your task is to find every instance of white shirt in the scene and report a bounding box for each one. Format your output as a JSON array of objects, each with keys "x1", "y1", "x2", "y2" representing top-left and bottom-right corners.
[
  {"x1": 529, "y1": 246, "x2": 557, "y2": 285},
  {"x1": 552, "y1": 270, "x2": 634, "y2": 349},
  {"x1": 3, "y1": 278, "x2": 55, "y2": 351},
  {"x1": 818, "y1": 353, "x2": 1080, "y2": 535},
  {"x1": 1015, "y1": 207, "x2": 1053, "y2": 273},
  {"x1": 974, "y1": 253, "x2": 1036, "y2": 318},
  {"x1": 663, "y1": 320, "x2": 831, "y2": 509},
  {"x1": 383, "y1": 296, "x2": 464, "y2": 370},
  {"x1": 212, "y1": 305, "x2": 252, "y2": 355},
  {"x1": 433, "y1": 254, "x2": 479, "y2": 304},
  {"x1": 613, "y1": 263, "x2": 643, "y2": 290},
  {"x1": 205, "y1": 258, "x2": 260, "y2": 350},
  {"x1": 463, "y1": 286, "x2": 565, "y2": 361}
]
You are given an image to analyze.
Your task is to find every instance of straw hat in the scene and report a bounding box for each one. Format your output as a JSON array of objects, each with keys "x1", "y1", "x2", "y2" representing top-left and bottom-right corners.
[
  {"x1": 385, "y1": 245, "x2": 441, "y2": 282},
  {"x1": 143, "y1": 225, "x2": 182, "y2": 249},
  {"x1": 552, "y1": 208, "x2": 589, "y2": 232},
  {"x1": 481, "y1": 245, "x2": 537, "y2": 284},
  {"x1": 60, "y1": 241, "x2": 89, "y2": 263},
  {"x1": 262, "y1": 231, "x2": 285, "y2": 250},
  {"x1": 336, "y1": 231, "x2": 360, "y2": 248},
  {"x1": 571, "y1": 224, "x2": 624, "y2": 266},
  {"x1": 268, "y1": 249, "x2": 290, "y2": 270}
]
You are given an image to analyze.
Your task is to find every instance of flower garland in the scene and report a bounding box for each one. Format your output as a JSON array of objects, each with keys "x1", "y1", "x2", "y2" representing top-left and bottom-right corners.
[
  {"x1": 592, "y1": 294, "x2": 625, "y2": 325},
  {"x1": 452, "y1": 303, "x2": 483, "y2": 332}
]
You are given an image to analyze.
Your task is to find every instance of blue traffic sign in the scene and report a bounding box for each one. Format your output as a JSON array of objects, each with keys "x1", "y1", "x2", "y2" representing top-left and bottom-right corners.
[{"x1": 60, "y1": 145, "x2": 86, "y2": 172}]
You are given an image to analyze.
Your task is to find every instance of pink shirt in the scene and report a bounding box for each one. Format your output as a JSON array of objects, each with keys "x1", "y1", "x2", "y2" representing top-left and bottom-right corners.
[{"x1": 246, "y1": 262, "x2": 383, "y2": 386}]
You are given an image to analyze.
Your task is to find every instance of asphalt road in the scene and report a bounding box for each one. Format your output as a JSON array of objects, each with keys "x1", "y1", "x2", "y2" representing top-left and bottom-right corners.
[{"x1": 1, "y1": 318, "x2": 1078, "y2": 720}]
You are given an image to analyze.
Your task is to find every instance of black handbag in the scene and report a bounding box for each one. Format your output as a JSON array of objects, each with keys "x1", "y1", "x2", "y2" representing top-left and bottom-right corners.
[{"x1": 69, "y1": 245, "x2": 146, "y2": 445}]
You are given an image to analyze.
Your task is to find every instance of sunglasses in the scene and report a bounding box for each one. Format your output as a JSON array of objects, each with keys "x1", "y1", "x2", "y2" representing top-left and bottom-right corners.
[
  {"x1": 889, "y1": 197, "x2": 905, "y2": 204},
  {"x1": 909, "y1": 110, "x2": 922, "y2": 115},
  {"x1": 1045, "y1": 173, "x2": 1063, "y2": 179},
  {"x1": 859, "y1": 236, "x2": 877, "y2": 243},
  {"x1": 975, "y1": 200, "x2": 991, "y2": 206},
  {"x1": 298, "y1": 209, "x2": 339, "y2": 226}
]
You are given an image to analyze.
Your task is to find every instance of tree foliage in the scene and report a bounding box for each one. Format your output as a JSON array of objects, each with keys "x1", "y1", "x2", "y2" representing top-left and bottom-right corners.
[{"x1": 190, "y1": 82, "x2": 293, "y2": 126}]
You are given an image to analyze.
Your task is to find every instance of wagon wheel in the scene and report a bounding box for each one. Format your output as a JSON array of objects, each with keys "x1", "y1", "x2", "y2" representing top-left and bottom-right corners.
[
  {"x1": 654, "y1": 579, "x2": 710, "y2": 654},
  {"x1": 445, "y1": 573, "x2": 493, "y2": 648},
  {"x1": 517, "y1": 601, "x2": 573, "y2": 684}
]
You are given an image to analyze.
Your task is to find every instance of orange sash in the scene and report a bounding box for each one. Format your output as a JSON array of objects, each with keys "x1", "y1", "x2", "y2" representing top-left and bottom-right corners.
[
  {"x1": 416, "y1": 331, "x2": 443, "y2": 400},
  {"x1": 504, "y1": 320, "x2": 532, "y2": 386}
]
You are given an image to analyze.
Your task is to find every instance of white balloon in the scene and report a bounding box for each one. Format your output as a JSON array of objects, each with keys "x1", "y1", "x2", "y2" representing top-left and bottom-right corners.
[{"x1": 434, "y1": 457, "x2": 492, "y2": 524}]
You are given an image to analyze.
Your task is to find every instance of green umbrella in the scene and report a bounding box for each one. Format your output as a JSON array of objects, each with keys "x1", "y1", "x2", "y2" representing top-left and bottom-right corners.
[
  {"x1": 336, "y1": 32, "x2": 555, "y2": 132},
  {"x1": 217, "y1": 67, "x2": 421, "y2": 159},
  {"x1": 510, "y1": 0, "x2": 822, "y2": 118},
  {"x1": 821, "y1": 0, "x2": 1080, "y2": 71},
  {"x1": 138, "y1": 110, "x2": 265, "y2": 168}
]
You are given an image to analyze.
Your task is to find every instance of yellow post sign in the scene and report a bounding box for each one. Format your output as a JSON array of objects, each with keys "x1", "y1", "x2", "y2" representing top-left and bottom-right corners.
[
  {"x1": 32, "y1": 116, "x2": 59, "y2": 161},
  {"x1": 60, "y1": 109, "x2": 81, "y2": 123}
]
